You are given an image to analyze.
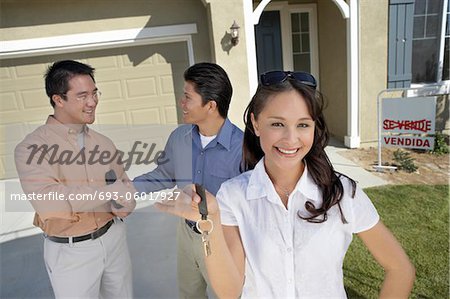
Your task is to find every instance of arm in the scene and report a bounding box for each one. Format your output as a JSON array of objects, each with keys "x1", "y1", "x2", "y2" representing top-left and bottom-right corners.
[
  {"x1": 202, "y1": 216, "x2": 245, "y2": 298},
  {"x1": 155, "y1": 186, "x2": 245, "y2": 298},
  {"x1": 14, "y1": 141, "x2": 135, "y2": 220},
  {"x1": 358, "y1": 221, "x2": 415, "y2": 298},
  {"x1": 108, "y1": 150, "x2": 137, "y2": 218},
  {"x1": 132, "y1": 132, "x2": 177, "y2": 193}
]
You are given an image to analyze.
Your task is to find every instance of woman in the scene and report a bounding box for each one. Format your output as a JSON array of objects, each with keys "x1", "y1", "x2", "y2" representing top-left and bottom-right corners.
[{"x1": 156, "y1": 71, "x2": 415, "y2": 298}]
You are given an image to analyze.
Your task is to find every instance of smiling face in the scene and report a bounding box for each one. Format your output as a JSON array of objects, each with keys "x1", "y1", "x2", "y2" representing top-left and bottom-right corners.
[
  {"x1": 251, "y1": 89, "x2": 315, "y2": 175},
  {"x1": 180, "y1": 81, "x2": 210, "y2": 125},
  {"x1": 53, "y1": 74, "x2": 98, "y2": 125}
]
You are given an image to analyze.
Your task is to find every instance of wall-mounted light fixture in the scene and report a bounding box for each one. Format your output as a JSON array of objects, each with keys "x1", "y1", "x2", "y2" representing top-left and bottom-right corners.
[{"x1": 230, "y1": 21, "x2": 240, "y2": 46}]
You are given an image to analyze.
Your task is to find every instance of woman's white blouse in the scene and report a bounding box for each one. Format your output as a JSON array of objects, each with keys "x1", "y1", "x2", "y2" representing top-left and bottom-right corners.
[{"x1": 216, "y1": 158, "x2": 380, "y2": 298}]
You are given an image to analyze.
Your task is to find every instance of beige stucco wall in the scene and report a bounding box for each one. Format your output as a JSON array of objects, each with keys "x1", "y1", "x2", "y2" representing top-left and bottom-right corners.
[
  {"x1": 317, "y1": 0, "x2": 348, "y2": 141},
  {"x1": 204, "y1": 0, "x2": 250, "y2": 128},
  {"x1": 359, "y1": 0, "x2": 389, "y2": 146},
  {"x1": 1, "y1": 0, "x2": 211, "y2": 63},
  {"x1": 0, "y1": 0, "x2": 213, "y2": 122},
  {"x1": 436, "y1": 94, "x2": 450, "y2": 134}
]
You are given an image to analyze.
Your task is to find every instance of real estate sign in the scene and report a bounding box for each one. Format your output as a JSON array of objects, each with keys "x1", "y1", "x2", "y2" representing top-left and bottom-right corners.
[{"x1": 381, "y1": 97, "x2": 436, "y2": 150}]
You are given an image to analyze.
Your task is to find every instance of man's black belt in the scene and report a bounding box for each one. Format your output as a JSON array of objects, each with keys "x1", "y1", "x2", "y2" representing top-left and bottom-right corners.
[{"x1": 47, "y1": 219, "x2": 114, "y2": 243}]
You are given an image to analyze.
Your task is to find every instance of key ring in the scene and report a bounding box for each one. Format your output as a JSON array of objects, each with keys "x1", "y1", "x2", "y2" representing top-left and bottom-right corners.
[{"x1": 196, "y1": 218, "x2": 214, "y2": 234}]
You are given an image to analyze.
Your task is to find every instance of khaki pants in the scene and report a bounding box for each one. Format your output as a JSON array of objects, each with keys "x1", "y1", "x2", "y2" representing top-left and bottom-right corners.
[
  {"x1": 44, "y1": 219, "x2": 133, "y2": 299},
  {"x1": 177, "y1": 219, "x2": 216, "y2": 299}
]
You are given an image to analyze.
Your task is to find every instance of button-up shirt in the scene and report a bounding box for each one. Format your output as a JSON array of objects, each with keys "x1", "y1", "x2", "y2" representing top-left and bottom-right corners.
[
  {"x1": 14, "y1": 116, "x2": 134, "y2": 237},
  {"x1": 217, "y1": 158, "x2": 379, "y2": 298},
  {"x1": 133, "y1": 118, "x2": 243, "y2": 196}
]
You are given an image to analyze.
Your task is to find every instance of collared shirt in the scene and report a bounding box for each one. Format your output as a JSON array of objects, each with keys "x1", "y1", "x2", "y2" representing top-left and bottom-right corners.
[
  {"x1": 133, "y1": 118, "x2": 243, "y2": 196},
  {"x1": 217, "y1": 158, "x2": 380, "y2": 298},
  {"x1": 14, "y1": 116, "x2": 133, "y2": 237}
]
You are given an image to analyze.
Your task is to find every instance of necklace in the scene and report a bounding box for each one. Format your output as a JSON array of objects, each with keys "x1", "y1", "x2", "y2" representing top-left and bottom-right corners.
[{"x1": 274, "y1": 183, "x2": 293, "y2": 199}]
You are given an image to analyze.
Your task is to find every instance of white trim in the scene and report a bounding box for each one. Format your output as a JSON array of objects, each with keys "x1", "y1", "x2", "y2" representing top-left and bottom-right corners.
[
  {"x1": 345, "y1": 0, "x2": 360, "y2": 148},
  {"x1": 331, "y1": 0, "x2": 350, "y2": 19},
  {"x1": 253, "y1": 0, "x2": 272, "y2": 25},
  {"x1": 0, "y1": 23, "x2": 198, "y2": 60},
  {"x1": 437, "y1": 0, "x2": 448, "y2": 82},
  {"x1": 246, "y1": 0, "x2": 259, "y2": 96},
  {"x1": 410, "y1": 82, "x2": 450, "y2": 95},
  {"x1": 186, "y1": 35, "x2": 195, "y2": 66}
]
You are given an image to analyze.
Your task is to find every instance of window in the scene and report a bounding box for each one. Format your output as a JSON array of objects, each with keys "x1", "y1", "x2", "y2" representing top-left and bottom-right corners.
[
  {"x1": 412, "y1": 0, "x2": 449, "y2": 83},
  {"x1": 291, "y1": 12, "x2": 311, "y2": 72}
]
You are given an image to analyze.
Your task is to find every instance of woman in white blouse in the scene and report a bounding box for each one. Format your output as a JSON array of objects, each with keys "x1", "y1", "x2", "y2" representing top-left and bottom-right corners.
[{"x1": 156, "y1": 71, "x2": 415, "y2": 298}]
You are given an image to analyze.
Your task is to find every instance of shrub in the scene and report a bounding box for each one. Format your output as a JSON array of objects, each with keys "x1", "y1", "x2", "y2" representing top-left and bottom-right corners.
[
  {"x1": 431, "y1": 132, "x2": 449, "y2": 155},
  {"x1": 393, "y1": 149, "x2": 418, "y2": 173}
]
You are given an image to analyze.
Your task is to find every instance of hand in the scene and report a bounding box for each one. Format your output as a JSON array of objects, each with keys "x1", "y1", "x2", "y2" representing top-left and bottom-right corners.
[
  {"x1": 154, "y1": 184, "x2": 219, "y2": 221},
  {"x1": 111, "y1": 196, "x2": 136, "y2": 218},
  {"x1": 111, "y1": 180, "x2": 137, "y2": 218},
  {"x1": 111, "y1": 204, "x2": 131, "y2": 218}
]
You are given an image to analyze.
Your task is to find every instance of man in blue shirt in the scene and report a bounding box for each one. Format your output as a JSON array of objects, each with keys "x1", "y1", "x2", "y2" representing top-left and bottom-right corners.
[{"x1": 133, "y1": 62, "x2": 243, "y2": 298}]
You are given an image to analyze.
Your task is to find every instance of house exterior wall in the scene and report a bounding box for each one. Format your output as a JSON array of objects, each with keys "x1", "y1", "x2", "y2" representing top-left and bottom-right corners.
[
  {"x1": 359, "y1": 0, "x2": 389, "y2": 146},
  {"x1": 1, "y1": 0, "x2": 211, "y2": 64},
  {"x1": 317, "y1": 0, "x2": 348, "y2": 141},
  {"x1": 204, "y1": 0, "x2": 250, "y2": 127}
]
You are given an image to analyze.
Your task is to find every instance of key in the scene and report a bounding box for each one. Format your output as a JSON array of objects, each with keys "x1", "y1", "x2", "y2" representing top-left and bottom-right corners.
[
  {"x1": 201, "y1": 231, "x2": 212, "y2": 257},
  {"x1": 195, "y1": 184, "x2": 213, "y2": 256}
]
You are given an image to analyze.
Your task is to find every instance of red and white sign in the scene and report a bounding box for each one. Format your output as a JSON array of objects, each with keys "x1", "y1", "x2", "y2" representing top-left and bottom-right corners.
[
  {"x1": 383, "y1": 136, "x2": 434, "y2": 150},
  {"x1": 381, "y1": 97, "x2": 436, "y2": 150}
]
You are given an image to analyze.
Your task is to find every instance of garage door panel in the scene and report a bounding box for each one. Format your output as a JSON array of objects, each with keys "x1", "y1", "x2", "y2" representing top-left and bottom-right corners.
[
  {"x1": 129, "y1": 95, "x2": 178, "y2": 108},
  {"x1": 0, "y1": 92, "x2": 20, "y2": 112},
  {"x1": 97, "y1": 80, "x2": 124, "y2": 101},
  {"x1": 0, "y1": 68, "x2": 12, "y2": 79},
  {"x1": 96, "y1": 111, "x2": 128, "y2": 125},
  {"x1": 22, "y1": 89, "x2": 48, "y2": 109},
  {"x1": 1, "y1": 123, "x2": 27, "y2": 177},
  {"x1": 164, "y1": 106, "x2": 178, "y2": 124},
  {"x1": 130, "y1": 108, "x2": 161, "y2": 125},
  {"x1": 160, "y1": 75, "x2": 175, "y2": 94},
  {"x1": 86, "y1": 56, "x2": 120, "y2": 70},
  {"x1": 1, "y1": 108, "x2": 52, "y2": 124},
  {"x1": 15, "y1": 64, "x2": 47, "y2": 78},
  {"x1": 0, "y1": 77, "x2": 43, "y2": 93},
  {"x1": 126, "y1": 77, "x2": 158, "y2": 97}
]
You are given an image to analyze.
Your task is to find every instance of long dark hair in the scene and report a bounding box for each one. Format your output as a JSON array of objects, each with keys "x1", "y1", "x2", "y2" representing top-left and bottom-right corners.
[{"x1": 242, "y1": 79, "x2": 356, "y2": 223}]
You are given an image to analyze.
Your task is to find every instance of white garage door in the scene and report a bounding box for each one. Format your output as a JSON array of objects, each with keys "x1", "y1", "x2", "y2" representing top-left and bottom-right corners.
[{"x1": 0, "y1": 42, "x2": 190, "y2": 179}]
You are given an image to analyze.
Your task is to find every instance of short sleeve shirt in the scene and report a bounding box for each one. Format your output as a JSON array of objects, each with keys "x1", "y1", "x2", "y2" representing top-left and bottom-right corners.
[{"x1": 216, "y1": 158, "x2": 380, "y2": 298}]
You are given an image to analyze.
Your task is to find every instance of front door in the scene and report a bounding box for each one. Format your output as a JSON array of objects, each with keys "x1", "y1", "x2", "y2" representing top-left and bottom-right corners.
[{"x1": 255, "y1": 10, "x2": 283, "y2": 76}]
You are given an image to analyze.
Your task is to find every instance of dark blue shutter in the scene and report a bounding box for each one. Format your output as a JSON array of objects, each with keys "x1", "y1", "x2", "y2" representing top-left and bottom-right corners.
[{"x1": 388, "y1": 0, "x2": 415, "y2": 88}]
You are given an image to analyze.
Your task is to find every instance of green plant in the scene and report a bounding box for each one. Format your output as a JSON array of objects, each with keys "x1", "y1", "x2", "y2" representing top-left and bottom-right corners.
[
  {"x1": 431, "y1": 132, "x2": 449, "y2": 155},
  {"x1": 393, "y1": 149, "x2": 418, "y2": 173}
]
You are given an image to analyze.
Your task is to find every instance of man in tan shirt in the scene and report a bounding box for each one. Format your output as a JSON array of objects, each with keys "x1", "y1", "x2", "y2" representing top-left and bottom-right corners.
[{"x1": 15, "y1": 60, "x2": 136, "y2": 298}]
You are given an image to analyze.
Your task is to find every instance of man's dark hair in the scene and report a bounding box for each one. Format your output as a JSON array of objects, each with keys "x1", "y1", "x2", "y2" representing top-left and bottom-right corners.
[
  {"x1": 183, "y1": 62, "x2": 232, "y2": 118},
  {"x1": 45, "y1": 60, "x2": 95, "y2": 107}
]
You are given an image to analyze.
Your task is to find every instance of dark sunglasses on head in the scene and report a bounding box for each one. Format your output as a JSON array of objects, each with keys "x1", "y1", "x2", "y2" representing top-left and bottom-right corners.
[{"x1": 260, "y1": 71, "x2": 317, "y2": 89}]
